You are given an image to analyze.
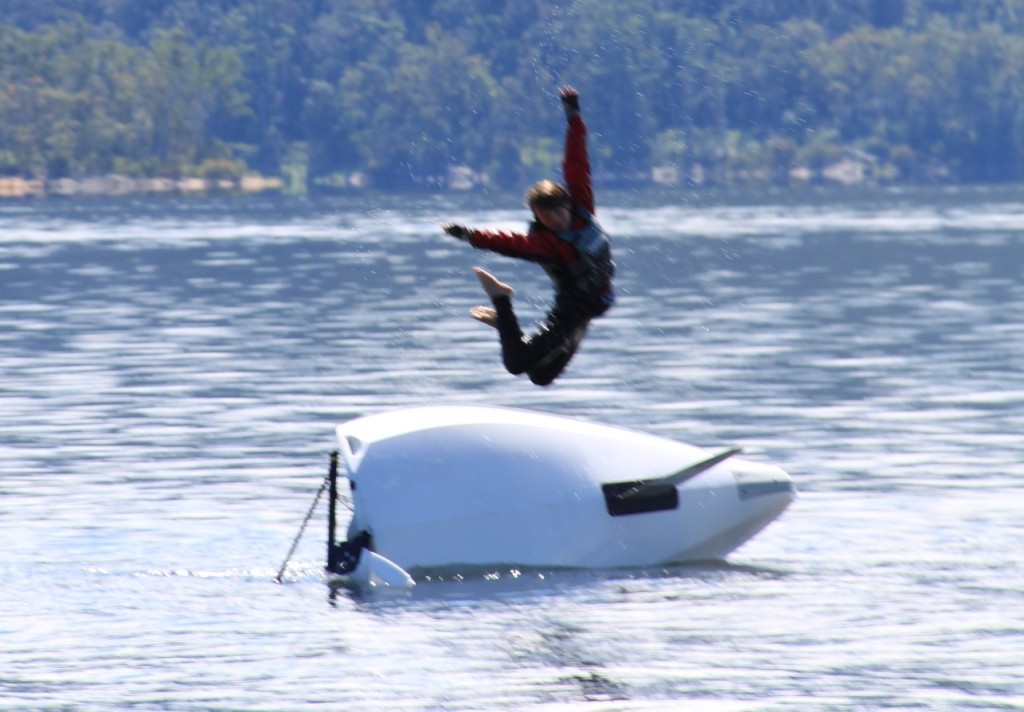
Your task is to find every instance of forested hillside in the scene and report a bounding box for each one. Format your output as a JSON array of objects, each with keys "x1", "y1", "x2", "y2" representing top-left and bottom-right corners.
[{"x1": 3, "y1": 0, "x2": 1024, "y2": 191}]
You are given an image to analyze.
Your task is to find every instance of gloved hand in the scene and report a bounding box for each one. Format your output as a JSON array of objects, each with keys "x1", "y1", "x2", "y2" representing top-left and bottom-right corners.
[
  {"x1": 560, "y1": 85, "x2": 580, "y2": 120},
  {"x1": 443, "y1": 223, "x2": 472, "y2": 241}
]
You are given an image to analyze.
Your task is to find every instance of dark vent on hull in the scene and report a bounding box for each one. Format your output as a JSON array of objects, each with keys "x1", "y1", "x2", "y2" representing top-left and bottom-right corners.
[{"x1": 602, "y1": 481, "x2": 679, "y2": 516}]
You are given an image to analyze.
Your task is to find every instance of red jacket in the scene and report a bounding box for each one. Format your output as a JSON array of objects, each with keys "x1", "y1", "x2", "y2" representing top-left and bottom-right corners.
[{"x1": 468, "y1": 115, "x2": 610, "y2": 313}]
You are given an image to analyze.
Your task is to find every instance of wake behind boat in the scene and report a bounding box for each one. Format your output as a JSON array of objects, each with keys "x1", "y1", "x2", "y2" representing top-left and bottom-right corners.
[{"x1": 324, "y1": 405, "x2": 796, "y2": 587}]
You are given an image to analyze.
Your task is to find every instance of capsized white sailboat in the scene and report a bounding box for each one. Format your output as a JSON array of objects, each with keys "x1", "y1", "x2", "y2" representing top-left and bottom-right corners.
[{"x1": 325, "y1": 405, "x2": 796, "y2": 588}]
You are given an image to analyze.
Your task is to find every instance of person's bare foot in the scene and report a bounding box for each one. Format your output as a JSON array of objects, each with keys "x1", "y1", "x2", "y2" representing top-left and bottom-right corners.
[
  {"x1": 473, "y1": 266, "x2": 513, "y2": 299},
  {"x1": 469, "y1": 306, "x2": 498, "y2": 328}
]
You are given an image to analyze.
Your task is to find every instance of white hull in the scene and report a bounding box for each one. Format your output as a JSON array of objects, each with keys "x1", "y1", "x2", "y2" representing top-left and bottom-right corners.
[{"x1": 328, "y1": 405, "x2": 795, "y2": 583}]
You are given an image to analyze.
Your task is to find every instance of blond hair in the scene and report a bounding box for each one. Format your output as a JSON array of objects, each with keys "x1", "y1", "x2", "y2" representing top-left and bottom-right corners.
[{"x1": 525, "y1": 179, "x2": 570, "y2": 211}]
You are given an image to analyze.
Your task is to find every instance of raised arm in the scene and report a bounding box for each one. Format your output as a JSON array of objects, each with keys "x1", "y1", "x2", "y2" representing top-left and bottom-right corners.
[{"x1": 559, "y1": 86, "x2": 594, "y2": 215}]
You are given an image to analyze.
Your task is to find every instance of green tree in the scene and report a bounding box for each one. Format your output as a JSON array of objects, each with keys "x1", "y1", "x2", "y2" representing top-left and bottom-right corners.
[
  {"x1": 338, "y1": 23, "x2": 497, "y2": 187},
  {"x1": 137, "y1": 28, "x2": 248, "y2": 174},
  {"x1": 548, "y1": 0, "x2": 670, "y2": 179},
  {"x1": 6, "y1": 0, "x2": 1024, "y2": 188}
]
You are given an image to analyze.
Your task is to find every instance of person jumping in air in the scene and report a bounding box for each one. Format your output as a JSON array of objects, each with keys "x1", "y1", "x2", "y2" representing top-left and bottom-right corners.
[{"x1": 442, "y1": 86, "x2": 614, "y2": 386}]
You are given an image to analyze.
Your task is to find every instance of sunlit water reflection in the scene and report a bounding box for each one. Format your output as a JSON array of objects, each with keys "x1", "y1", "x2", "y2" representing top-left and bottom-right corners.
[{"x1": 2, "y1": 187, "x2": 1022, "y2": 709}]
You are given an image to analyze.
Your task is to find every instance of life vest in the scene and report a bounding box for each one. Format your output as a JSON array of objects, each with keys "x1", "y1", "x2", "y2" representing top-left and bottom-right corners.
[{"x1": 557, "y1": 207, "x2": 615, "y2": 315}]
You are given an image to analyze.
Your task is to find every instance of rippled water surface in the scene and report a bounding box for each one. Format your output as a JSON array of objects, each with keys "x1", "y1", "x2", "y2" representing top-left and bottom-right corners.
[{"x1": 2, "y1": 187, "x2": 1023, "y2": 710}]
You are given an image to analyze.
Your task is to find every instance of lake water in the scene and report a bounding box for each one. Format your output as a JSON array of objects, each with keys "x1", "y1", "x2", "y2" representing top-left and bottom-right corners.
[{"x1": 1, "y1": 186, "x2": 1022, "y2": 710}]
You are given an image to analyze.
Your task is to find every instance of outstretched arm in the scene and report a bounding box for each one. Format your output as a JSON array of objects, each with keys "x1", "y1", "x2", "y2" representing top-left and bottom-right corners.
[
  {"x1": 442, "y1": 222, "x2": 576, "y2": 264},
  {"x1": 559, "y1": 86, "x2": 594, "y2": 214},
  {"x1": 443, "y1": 223, "x2": 472, "y2": 241}
]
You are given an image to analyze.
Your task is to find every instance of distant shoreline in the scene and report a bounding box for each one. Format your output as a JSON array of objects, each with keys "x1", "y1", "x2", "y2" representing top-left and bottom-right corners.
[{"x1": 0, "y1": 175, "x2": 284, "y2": 199}]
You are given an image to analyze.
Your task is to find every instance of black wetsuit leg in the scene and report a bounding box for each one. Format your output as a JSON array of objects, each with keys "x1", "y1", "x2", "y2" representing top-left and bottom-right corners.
[
  {"x1": 525, "y1": 322, "x2": 587, "y2": 386},
  {"x1": 491, "y1": 295, "x2": 590, "y2": 386}
]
